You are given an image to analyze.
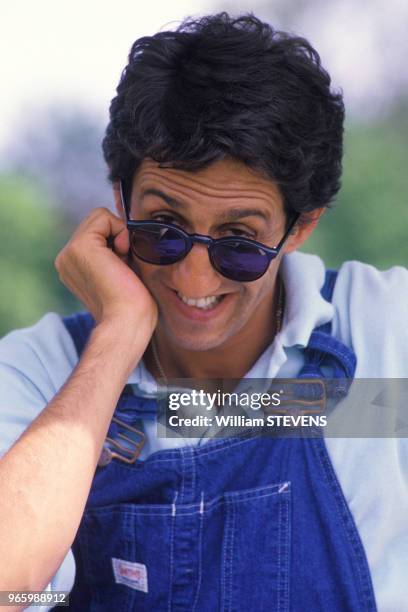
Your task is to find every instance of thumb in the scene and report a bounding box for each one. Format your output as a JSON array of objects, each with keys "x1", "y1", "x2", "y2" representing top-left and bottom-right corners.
[{"x1": 113, "y1": 227, "x2": 130, "y2": 256}]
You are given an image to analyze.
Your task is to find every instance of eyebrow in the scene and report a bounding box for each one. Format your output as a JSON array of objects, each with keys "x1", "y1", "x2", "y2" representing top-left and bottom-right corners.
[
  {"x1": 141, "y1": 188, "x2": 271, "y2": 222},
  {"x1": 141, "y1": 189, "x2": 183, "y2": 209}
]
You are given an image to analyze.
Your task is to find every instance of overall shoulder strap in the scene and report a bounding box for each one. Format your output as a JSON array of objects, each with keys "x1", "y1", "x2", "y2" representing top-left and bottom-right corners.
[
  {"x1": 320, "y1": 268, "x2": 338, "y2": 302},
  {"x1": 299, "y1": 268, "x2": 357, "y2": 396},
  {"x1": 63, "y1": 312, "x2": 95, "y2": 357},
  {"x1": 317, "y1": 268, "x2": 338, "y2": 334}
]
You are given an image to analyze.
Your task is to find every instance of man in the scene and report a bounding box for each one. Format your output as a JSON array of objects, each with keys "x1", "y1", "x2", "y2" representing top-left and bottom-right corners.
[{"x1": 0, "y1": 12, "x2": 407, "y2": 612}]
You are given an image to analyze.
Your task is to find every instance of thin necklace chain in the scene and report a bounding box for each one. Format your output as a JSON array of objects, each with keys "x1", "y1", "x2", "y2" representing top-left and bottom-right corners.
[
  {"x1": 275, "y1": 275, "x2": 285, "y2": 337},
  {"x1": 151, "y1": 331, "x2": 168, "y2": 382},
  {"x1": 151, "y1": 276, "x2": 285, "y2": 383}
]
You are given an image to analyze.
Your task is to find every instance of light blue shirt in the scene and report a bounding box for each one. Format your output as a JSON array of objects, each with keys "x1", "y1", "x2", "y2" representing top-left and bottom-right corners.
[{"x1": 1, "y1": 252, "x2": 407, "y2": 611}]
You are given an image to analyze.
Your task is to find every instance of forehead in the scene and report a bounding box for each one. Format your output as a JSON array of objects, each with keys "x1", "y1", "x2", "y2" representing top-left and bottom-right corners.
[{"x1": 132, "y1": 158, "x2": 284, "y2": 214}]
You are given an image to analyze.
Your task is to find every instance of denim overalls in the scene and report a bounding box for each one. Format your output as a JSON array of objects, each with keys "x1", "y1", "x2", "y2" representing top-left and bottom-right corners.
[{"x1": 61, "y1": 270, "x2": 377, "y2": 611}]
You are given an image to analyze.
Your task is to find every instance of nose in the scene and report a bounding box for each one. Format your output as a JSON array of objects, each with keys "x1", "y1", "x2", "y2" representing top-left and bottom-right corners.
[{"x1": 171, "y1": 243, "x2": 223, "y2": 297}]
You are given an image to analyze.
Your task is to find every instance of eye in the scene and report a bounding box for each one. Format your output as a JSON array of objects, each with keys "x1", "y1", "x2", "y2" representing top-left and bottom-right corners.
[
  {"x1": 152, "y1": 213, "x2": 181, "y2": 226},
  {"x1": 221, "y1": 226, "x2": 255, "y2": 239}
]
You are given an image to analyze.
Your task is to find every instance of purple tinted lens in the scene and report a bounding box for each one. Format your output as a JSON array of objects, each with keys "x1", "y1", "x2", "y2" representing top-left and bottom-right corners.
[
  {"x1": 211, "y1": 241, "x2": 271, "y2": 282},
  {"x1": 130, "y1": 224, "x2": 188, "y2": 264}
]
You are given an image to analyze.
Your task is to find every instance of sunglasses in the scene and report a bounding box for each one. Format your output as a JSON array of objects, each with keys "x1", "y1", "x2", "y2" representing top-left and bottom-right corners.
[{"x1": 120, "y1": 180, "x2": 299, "y2": 282}]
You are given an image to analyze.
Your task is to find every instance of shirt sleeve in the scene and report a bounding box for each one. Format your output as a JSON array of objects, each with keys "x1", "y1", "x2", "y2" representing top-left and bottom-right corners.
[
  {"x1": 0, "y1": 313, "x2": 79, "y2": 601},
  {"x1": 327, "y1": 261, "x2": 408, "y2": 611},
  {"x1": 331, "y1": 260, "x2": 408, "y2": 377}
]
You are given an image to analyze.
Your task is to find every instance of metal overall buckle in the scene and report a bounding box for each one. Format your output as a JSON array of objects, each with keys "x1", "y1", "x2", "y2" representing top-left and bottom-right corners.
[
  {"x1": 97, "y1": 416, "x2": 146, "y2": 467},
  {"x1": 265, "y1": 378, "x2": 327, "y2": 416}
]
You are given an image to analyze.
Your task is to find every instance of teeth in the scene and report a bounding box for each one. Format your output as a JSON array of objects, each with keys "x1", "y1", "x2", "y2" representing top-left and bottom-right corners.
[{"x1": 177, "y1": 293, "x2": 222, "y2": 310}]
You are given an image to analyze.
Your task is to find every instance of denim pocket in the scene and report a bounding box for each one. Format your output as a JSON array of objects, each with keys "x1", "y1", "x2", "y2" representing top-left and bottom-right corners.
[
  {"x1": 219, "y1": 482, "x2": 291, "y2": 612},
  {"x1": 76, "y1": 480, "x2": 291, "y2": 612},
  {"x1": 78, "y1": 503, "x2": 174, "y2": 612}
]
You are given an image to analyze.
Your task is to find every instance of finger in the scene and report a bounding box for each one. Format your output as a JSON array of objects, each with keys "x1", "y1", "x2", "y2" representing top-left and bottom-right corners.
[
  {"x1": 79, "y1": 210, "x2": 126, "y2": 248},
  {"x1": 93, "y1": 209, "x2": 126, "y2": 238},
  {"x1": 113, "y1": 227, "x2": 130, "y2": 256}
]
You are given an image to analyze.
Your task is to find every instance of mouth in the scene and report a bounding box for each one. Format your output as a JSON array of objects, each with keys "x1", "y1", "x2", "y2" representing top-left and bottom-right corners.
[
  {"x1": 166, "y1": 288, "x2": 231, "y2": 321},
  {"x1": 177, "y1": 292, "x2": 224, "y2": 310}
]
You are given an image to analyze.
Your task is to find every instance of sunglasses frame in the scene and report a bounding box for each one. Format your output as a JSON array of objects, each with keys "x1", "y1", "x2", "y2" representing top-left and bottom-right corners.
[{"x1": 119, "y1": 179, "x2": 300, "y2": 281}]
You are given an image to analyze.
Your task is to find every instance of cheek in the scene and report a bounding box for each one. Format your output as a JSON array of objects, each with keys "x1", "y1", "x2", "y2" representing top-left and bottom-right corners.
[
  {"x1": 235, "y1": 272, "x2": 277, "y2": 318},
  {"x1": 249, "y1": 268, "x2": 276, "y2": 301},
  {"x1": 127, "y1": 256, "x2": 154, "y2": 285},
  {"x1": 132, "y1": 260, "x2": 174, "y2": 299}
]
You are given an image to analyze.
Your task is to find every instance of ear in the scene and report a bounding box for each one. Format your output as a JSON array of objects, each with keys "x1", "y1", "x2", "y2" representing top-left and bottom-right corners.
[
  {"x1": 113, "y1": 182, "x2": 123, "y2": 218},
  {"x1": 283, "y1": 208, "x2": 325, "y2": 254}
]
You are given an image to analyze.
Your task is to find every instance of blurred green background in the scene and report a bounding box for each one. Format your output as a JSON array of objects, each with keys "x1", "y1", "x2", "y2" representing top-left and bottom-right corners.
[
  {"x1": 304, "y1": 108, "x2": 408, "y2": 269},
  {"x1": 0, "y1": 175, "x2": 78, "y2": 334}
]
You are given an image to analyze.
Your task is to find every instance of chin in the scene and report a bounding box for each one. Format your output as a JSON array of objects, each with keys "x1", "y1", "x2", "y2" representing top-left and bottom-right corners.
[
  {"x1": 161, "y1": 322, "x2": 232, "y2": 352},
  {"x1": 169, "y1": 332, "x2": 227, "y2": 352}
]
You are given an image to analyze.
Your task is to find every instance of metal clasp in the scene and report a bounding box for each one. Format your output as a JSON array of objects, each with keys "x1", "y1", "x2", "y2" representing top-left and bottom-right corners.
[
  {"x1": 265, "y1": 378, "x2": 327, "y2": 416},
  {"x1": 98, "y1": 416, "x2": 145, "y2": 466}
]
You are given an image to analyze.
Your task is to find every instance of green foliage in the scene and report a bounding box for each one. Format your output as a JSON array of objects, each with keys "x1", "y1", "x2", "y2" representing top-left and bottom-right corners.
[
  {"x1": 0, "y1": 175, "x2": 80, "y2": 337},
  {"x1": 302, "y1": 116, "x2": 408, "y2": 269}
]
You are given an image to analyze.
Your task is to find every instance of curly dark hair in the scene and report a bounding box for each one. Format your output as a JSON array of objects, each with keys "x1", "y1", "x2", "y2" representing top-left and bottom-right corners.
[{"x1": 102, "y1": 12, "x2": 345, "y2": 217}]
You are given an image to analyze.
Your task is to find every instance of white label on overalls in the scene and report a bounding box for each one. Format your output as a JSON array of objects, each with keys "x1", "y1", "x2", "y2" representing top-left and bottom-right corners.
[{"x1": 111, "y1": 557, "x2": 148, "y2": 593}]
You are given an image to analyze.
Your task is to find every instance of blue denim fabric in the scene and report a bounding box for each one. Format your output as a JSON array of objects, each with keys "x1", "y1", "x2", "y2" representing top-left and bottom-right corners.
[{"x1": 62, "y1": 270, "x2": 377, "y2": 611}]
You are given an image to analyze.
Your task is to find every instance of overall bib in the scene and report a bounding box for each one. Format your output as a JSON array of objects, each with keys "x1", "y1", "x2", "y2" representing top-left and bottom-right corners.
[{"x1": 61, "y1": 270, "x2": 377, "y2": 612}]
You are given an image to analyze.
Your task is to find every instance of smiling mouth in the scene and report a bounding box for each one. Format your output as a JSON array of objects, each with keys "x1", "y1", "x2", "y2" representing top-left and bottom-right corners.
[{"x1": 176, "y1": 292, "x2": 225, "y2": 310}]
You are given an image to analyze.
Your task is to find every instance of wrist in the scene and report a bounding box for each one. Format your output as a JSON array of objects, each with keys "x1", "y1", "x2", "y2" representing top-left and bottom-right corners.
[{"x1": 89, "y1": 316, "x2": 153, "y2": 380}]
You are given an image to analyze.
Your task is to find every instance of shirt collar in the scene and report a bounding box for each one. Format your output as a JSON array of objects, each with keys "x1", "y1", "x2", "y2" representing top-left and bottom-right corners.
[{"x1": 279, "y1": 251, "x2": 334, "y2": 348}]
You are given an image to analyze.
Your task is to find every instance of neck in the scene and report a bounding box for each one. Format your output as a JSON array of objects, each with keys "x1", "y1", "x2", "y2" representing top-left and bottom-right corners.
[{"x1": 145, "y1": 278, "x2": 283, "y2": 381}]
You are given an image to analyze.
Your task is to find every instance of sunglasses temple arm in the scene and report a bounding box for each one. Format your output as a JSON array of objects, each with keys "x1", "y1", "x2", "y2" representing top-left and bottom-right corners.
[
  {"x1": 275, "y1": 213, "x2": 301, "y2": 251},
  {"x1": 119, "y1": 179, "x2": 130, "y2": 221}
]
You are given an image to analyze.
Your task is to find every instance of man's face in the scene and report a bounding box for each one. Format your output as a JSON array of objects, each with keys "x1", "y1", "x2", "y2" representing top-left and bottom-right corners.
[{"x1": 127, "y1": 157, "x2": 289, "y2": 352}]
